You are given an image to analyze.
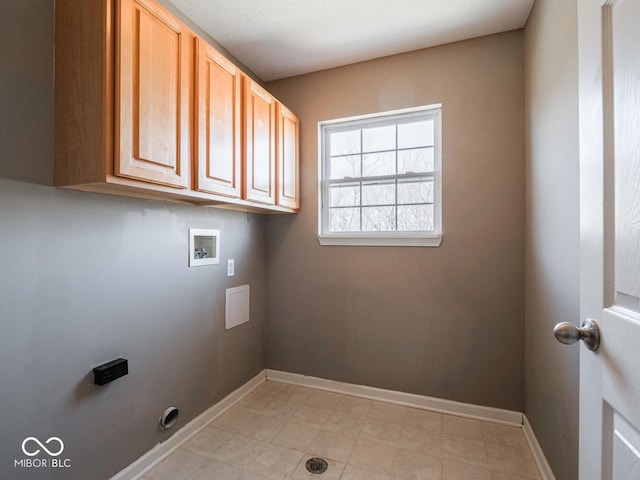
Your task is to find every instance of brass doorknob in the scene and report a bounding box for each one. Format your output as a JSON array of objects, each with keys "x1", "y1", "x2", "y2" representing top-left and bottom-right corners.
[{"x1": 554, "y1": 319, "x2": 600, "y2": 351}]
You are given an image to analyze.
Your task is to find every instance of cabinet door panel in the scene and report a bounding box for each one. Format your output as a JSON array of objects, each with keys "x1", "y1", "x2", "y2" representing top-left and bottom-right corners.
[
  {"x1": 277, "y1": 103, "x2": 299, "y2": 209},
  {"x1": 244, "y1": 79, "x2": 276, "y2": 205},
  {"x1": 195, "y1": 39, "x2": 241, "y2": 197},
  {"x1": 116, "y1": 0, "x2": 190, "y2": 188}
]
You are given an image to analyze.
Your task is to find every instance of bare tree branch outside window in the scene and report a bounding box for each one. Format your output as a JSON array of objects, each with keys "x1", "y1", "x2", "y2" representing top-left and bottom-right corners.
[{"x1": 323, "y1": 110, "x2": 440, "y2": 235}]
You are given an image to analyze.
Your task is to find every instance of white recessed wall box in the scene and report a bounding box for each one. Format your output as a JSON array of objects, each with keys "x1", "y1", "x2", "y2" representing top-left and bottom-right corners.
[{"x1": 189, "y1": 229, "x2": 220, "y2": 267}]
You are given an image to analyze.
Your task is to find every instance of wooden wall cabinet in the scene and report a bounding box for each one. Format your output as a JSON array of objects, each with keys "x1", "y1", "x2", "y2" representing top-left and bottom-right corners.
[
  {"x1": 276, "y1": 103, "x2": 300, "y2": 209},
  {"x1": 116, "y1": 0, "x2": 192, "y2": 188},
  {"x1": 55, "y1": 0, "x2": 299, "y2": 213},
  {"x1": 55, "y1": 0, "x2": 193, "y2": 198},
  {"x1": 242, "y1": 79, "x2": 301, "y2": 210},
  {"x1": 243, "y1": 78, "x2": 277, "y2": 206},
  {"x1": 195, "y1": 38, "x2": 242, "y2": 198}
]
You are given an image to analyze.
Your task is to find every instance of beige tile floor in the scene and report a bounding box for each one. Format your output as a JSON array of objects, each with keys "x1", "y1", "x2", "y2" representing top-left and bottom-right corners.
[{"x1": 143, "y1": 380, "x2": 541, "y2": 480}]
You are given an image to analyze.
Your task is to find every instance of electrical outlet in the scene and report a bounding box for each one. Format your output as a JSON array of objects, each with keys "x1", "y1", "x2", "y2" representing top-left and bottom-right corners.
[
  {"x1": 227, "y1": 259, "x2": 235, "y2": 277},
  {"x1": 93, "y1": 358, "x2": 128, "y2": 385}
]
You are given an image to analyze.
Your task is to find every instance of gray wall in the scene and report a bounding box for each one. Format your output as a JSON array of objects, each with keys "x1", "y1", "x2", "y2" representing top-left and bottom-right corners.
[
  {"x1": 0, "y1": 0, "x2": 53, "y2": 185},
  {"x1": 0, "y1": 1, "x2": 267, "y2": 479},
  {"x1": 523, "y1": 0, "x2": 580, "y2": 478},
  {"x1": 265, "y1": 31, "x2": 526, "y2": 411}
]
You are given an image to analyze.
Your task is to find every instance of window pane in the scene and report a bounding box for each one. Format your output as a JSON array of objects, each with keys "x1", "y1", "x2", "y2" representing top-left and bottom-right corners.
[
  {"x1": 329, "y1": 207, "x2": 360, "y2": 232},
  {"x1": 362, "y1": 180, "x2": 395, "y2": 206},
  {"x1": 397, "y1": 177, "x2": 434, "y2": 204},
  {"x1": 398, "y1": 147, "x2": 434, "y2": 173},
  {"x1": 398, "y1": 120, "x2": 434, "y2": 149},
  {"x1": 329, "y1": 184, "x2": 360, "y2": 207},
  {"x1": 362, "y1": 125, "x2": 395, "y2": 153},
  {"x1": 330, "y1": 130, "x2": 360, "y2": 156},
  {"x1": 330, "y1": 155, "x2": 361, "y2": 179},
  {"x1": 362, "y1": 206, "x2": 396, "y2": 231},
  {"x1": 398, "y1": 204, "x2": 434, "y2": 231},
  {"x1": 362, "y1": 152, "x2": 395, "y2": 177},
  {"x1": 321, "y1": 107, "x2": 441, "y2": 241}
]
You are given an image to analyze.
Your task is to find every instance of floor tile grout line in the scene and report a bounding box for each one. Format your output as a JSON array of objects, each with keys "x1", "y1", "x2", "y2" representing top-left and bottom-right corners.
[
  {"x1": 264, "y1": 371, "x2": 523, "y2": 427},
  {"x1": 142, "y1": 376, "x2": 543, "y2": 480},
  {"x1": 267, "y1": 378, "x2": 540, "y2": 480},
  {"x1": 239, "y1": 381, "x2": 534, "y2": 476}
]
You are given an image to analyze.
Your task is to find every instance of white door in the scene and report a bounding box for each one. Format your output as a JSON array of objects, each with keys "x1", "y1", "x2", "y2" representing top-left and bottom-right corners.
[{"x1": 577, "y1": 0, "x2": 640, "y2": 478}]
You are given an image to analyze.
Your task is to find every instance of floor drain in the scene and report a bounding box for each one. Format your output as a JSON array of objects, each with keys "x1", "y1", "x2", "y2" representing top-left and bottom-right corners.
[{"x1": 305, "y1": 457, "x2": 328, "y2": 474}]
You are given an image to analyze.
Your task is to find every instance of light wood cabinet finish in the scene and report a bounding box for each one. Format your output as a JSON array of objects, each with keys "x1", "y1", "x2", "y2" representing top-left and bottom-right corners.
[
  {"x1": 55, "y1": 0, "x2": 299, "y2": 213},
  {"x1": 243, "y1": 78, "x2": 277, "y2": 206},
  {"x1": 55, "y1": 0, "x2": 114, "y2": 188},
  {"x1": 194, "y1": 39, "x2": 242, "y2": 198},
  {"x1": 276, "y1": 103, "x2": 300, "y2": 209},
  {"x1": 116, "y1": 0, "x2": 192, "y2": 188}
]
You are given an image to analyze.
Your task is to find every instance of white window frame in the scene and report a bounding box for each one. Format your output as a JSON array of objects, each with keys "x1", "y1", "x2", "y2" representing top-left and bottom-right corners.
[{"x1": 318, "y1": 104, "x2": 442, "y2": 247}]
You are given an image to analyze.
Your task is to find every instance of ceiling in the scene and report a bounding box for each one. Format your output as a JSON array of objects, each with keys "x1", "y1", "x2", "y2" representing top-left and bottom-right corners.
[{"x1": 169, "y1": 0, "x2": 535, "y2": 81}]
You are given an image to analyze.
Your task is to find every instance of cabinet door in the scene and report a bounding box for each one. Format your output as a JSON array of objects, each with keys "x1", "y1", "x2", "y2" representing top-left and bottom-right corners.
[
  {"x1": 243, "y1": 78, "x2": 276, "y2": 205},
  {"x1": 195, "y1": 39, "x2": 241, "y2": 198},
  {"x1": 116, "y1": 0, "x2": 191, "y2": 188},
  {"x1": 276, "y1": 103, "x2": 300, "y2": 209}
]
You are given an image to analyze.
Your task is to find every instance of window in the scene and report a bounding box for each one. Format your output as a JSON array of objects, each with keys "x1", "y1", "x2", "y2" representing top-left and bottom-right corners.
[{"x1": 318, "y1": 105, "x2": 442, "y2": 246}]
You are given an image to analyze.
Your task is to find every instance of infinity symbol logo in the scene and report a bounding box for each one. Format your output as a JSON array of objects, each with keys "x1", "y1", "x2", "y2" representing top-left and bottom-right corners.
[{"x1": 21, "y1": 437, "x2": 65, "y2": 457}]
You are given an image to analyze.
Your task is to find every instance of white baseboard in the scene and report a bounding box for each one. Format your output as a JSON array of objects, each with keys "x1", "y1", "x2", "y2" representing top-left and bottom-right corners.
[
  {"x1": 109, "y1": 370, "x2": 266, "y2": 480},
  {"x1": 523, "y1": 415, "x2": 557, "y2": 480},
  {"x1": 266, "y1": 369, "x2": 523, "y2": 427}
]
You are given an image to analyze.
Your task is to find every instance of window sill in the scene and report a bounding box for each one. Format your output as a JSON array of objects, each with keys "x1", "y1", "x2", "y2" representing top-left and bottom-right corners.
[{"x1": 317, "y1": 234, "x2": 442, "y2": 247}]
